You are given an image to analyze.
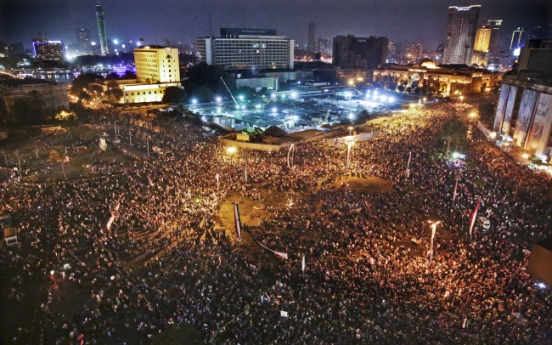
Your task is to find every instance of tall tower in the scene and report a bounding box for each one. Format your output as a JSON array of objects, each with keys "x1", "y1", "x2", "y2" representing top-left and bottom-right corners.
[
  {"x1": 442, "y1": 5, "x2": 481, "y2": 65},
  {"x1": 486, "y1": 18, "x2": 502, "y2": 53},
  {"x1": 474, "y1": 27, "x2": 491, "y2": 52},
  {"x1": 510, "y1": 27, "x2": 525, "y2": 50},
  {"x1": 308, "y1": 23, "x2": 316, "y2": 52},
  {"x1": 76, "y1": 28, "x2": 92, "y2": 54},
  {"x1": 96, "y1": 2, "x2": 108, "y2": 55}
]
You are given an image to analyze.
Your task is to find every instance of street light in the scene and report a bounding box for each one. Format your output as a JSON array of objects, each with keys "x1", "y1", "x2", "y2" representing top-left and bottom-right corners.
[
  {"x1": 348, "y1": 126, "x2": 354, "y2": 136},
  {"x1": 460, "y1": 95, "x2": 464, "y2": 103},
  {"x1": 346, "y1": 140, "x2": 354, "y2": 169},
  {"x1": 226, "y1": 146, "x2": 237, "y2": 165},
  {"x1": 428, "y1": 220, "x2": 442, "y2": 266}
]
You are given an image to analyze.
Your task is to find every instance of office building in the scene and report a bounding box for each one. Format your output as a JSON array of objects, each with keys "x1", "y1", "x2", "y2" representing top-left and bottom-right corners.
[
  {"x1": 134, "y1": 46, "x2": 180, "y2": 83},
  {"x1": 76, "y1": 28, "x2": 92, "y2": 55},
  {"x1": 308, "y1": 23, "x2": 316, "y2": 52},
  {"x1": 474, "y1": 27, "x2": 491, "y2": 52},
  {"x1": 332, "y1": 35, "x2": 389, "y2": 69},
  {"x1": 493, "y1": 39, "x2": 552, "y2": 161},
  {"x1": 485, "y1": 18, "x2": 502, "y2": 53},
  {"x1": 32, "y1": 41, "x2": 65, "y2": 60},
  {"x1": 96, "y1": 2, "x2": 108, "y2": 55},
  {"x1": 196, "y1": 28, "x2": 295, "y2": 70},
  {"x1": 510, "y1": 27, "x2": 526, "y2": 51},
  {"x1": 442, "y1": 5, "x2": 481, "y2": 65}
]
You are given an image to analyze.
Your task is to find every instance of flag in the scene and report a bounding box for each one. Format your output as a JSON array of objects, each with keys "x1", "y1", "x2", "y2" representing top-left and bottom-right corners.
[
  {"x1": 468, "y1": 199, "x2": 481, "y2": 240},
  {"x1": 452, "y1": 179, "x2": 459, "y2": 202},
  {"x1": 106, "y1": 215, "x2": 115, "y2": 230},
  {"x1": 233, "y1": 203, "x2": 242, "y2": 243},
  {"x1": 256, "y1": 241, "x2": 288, "y2": 259},
  {"x1": 302, "y1": 255, "x2": 306, "y2": 272},
  {"x1": 462, "y1": 318, "x2": 469, "y2": 328}
]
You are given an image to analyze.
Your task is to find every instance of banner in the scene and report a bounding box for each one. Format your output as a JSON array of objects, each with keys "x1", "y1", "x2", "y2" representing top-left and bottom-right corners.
[
  {"x1": 468, "y1": 199, "x2": 481, "y2": 240},
  {"x1": 514, "y1": 90, "x2": 539, "y2": 147},
  {"x1": 501, "y1": 86, "x2": 517, "y2": 136},
  {"x1": 453, "y1": 179, "x2": 459, "y2": 202},
  {"x1": 526, "y1": 93, "x2": 552, "y2": 155},
  {"x1": 256, "y1": 241, "x2": 288, "y2": 259},
  {"x1": 233, "y1": 203, "x2": 242, "y2": 243},
  {"x1": 493, "y1": 86, "x2": 510, "y2": 131}
]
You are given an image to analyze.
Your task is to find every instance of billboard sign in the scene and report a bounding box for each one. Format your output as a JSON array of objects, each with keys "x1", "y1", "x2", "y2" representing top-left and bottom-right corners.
[
  {"x1": 526, "y1": 93, "x2": 552, "y2": 155},
  {"x1": 501, "y1": 86, "x2": 517, "y2": 136},
  {"x1": 493, "y1": 85, "x2": 509, "y2": 131},
  {"x1": 514, "y1": 89, "x2": 539, "y2": 147}
]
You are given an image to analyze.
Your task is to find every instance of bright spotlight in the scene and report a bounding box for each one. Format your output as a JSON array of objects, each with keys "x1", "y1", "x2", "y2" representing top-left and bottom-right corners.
[
  {"x1": 291, "y1": 91, "x2": 298, "y2": 99},
  {"x1": 271, "y1": 93, "x2": 277, "y2": 99},
  {"x1": 216, "y1": 96, "x2": 222, "y2": 103},
  {"x1": 191, "y1": 98, "x2": 198, "y2": 105},
  {"x1": 271, "y1": 107, "x2": 277, "y2": 113},
  {"x1": 388, "y1": 97, "x2": 395, "y2": 103}
]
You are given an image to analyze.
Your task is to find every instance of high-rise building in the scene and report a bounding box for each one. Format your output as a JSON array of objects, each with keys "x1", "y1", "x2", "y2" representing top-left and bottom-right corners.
[
  {"x1": 510, "y1": 27, "x2": 526, "y2": 51},
  {"x1": 442, "y1": 5, "x2": 481, "y2": 65},
  {"x1": 196, "y1": 28, "x2": 295, "y2": 70},
  {"x1": 317, "y1": 37, "x2": 331, "y2": 54},
  {"x1": 405, "y1": 43, "x2": 423, "y2": 63},
  {"x1": 308, "y1": 23, "x2": 316, "y2": 53},
  {"x1": 474, "y1": 27, "x2": 491, "y2": 52},
  {"x1": 76, "y1": 28, "x2": 92, "y2": 55},
  {"x1": 96, "y1": 2, "x2": 108, "y2": 55},
  {"x1": 134, "y1": 46, "x2": 180, "y2": 83},
  {"x1": 485, "y1": 18, "x2": 502, "y2": 53},
  {"x1": 332, "y1": 35, "x2": 389, "y2": 69},
  {"x1": 32, "y1": 41, "x2": 65, "y2": 60}
]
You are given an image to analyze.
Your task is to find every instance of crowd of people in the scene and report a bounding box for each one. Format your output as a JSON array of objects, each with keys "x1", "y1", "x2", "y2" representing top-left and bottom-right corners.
[{"x1": 1, "y1": 100, "x2": 551, "y2": 345}]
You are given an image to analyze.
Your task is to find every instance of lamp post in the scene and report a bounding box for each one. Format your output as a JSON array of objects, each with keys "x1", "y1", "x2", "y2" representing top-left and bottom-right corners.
[
  {"x1": 226, "y1": 146, "x2": 236, "y2": 165},
  {"x1": 210, "y1": 305, "x2": 250, "y2": 344},
  {"x1": 428, "y1": 220, "x2": 442, "y2": 266},
  {"x1": 348, "y1": 126, "x2": 354, "y2": 136}
]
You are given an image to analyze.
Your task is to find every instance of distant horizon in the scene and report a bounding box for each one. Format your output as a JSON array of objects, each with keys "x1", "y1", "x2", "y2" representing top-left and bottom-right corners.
[{"x1": 1, "y1": 0, "x2": 550, "y2": 53}]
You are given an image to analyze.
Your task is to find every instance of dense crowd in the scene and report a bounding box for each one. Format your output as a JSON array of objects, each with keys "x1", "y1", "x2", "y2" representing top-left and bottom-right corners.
[{"x1": 1, "y1": 101, "x2": 551, "y2": 345}]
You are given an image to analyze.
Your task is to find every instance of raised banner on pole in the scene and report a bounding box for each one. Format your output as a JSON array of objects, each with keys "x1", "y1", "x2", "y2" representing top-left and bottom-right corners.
[
  {"x1": 233, "y1": 203, "x2": 242, "y2": 243},
  {"x1": 468, "y1": 199, "x2": 481, "y2": 240}
]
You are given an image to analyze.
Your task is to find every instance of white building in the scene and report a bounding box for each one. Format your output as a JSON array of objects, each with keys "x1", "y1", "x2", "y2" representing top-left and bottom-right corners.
[
  {"x1": 196, "y1": 28, "x2": 294, "y2": 70},
  {"x1": 90, "y1": 46, "x2": 182, "y2": 104}
]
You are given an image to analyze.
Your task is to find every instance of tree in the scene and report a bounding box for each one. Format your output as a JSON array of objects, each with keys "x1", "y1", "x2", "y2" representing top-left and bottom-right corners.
[
  {"x1": 71, "y1": 73, "x2": 103, "y2": 96},
  {"x1": 162, "y1": 86, "x2": 188, "y2": 104},
  {"x1": 440, "y1": 117, "x2": 468, "y2": 156},
  {"x1": 105, "y1": 88, "x2": 123, "y2": 103}
]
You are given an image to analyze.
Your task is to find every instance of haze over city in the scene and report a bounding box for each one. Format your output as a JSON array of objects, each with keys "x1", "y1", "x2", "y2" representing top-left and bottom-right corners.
[{"x1": 1, "y1": 0, "x2": 550, "y2": 50}]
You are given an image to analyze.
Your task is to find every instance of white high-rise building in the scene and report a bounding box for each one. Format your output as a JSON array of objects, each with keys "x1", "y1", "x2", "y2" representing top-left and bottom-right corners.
[
  {"x1": 196, "y1": 28, "x2": 294, "y2": 70},
  {"x1": 134, "y1": 46, "x2": 180, "y2": 83}
]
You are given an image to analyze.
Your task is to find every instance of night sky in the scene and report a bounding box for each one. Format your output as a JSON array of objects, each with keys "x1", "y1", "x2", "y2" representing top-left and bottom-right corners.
[{"x1": 1, "y1": 0, "x2": 550, "y2": 51}]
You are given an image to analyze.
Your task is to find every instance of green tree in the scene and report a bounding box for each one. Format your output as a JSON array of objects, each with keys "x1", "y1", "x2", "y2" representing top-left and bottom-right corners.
[
  {"x1": 162, "y1": 86, "x2": 188, "y2": 104},
  {"x1": 71, "y1": 73, "x2": 103, "y2": 96},
  {"x1": 440, "y1": 117, "x2": 468, "y2": 156},
  {"x1": 105, "y1": 88, "x2": 123, "y2": 103}
]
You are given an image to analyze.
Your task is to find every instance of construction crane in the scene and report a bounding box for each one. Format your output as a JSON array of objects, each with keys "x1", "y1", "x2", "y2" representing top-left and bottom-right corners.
[{"x1": 219, "y1": 76, "x2": 239, "y2": 107}]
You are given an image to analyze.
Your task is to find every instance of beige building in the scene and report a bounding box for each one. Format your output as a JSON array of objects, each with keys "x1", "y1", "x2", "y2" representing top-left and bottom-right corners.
[
  {"x1": 373, "y1": 59, "x2": 502, "y2": 96},
  {"x1": 474, "y1": 28, "x2": 492, "y2": 52},
  {"x1": 89, "y1": 46, "x2": 182, "y2": 104}
]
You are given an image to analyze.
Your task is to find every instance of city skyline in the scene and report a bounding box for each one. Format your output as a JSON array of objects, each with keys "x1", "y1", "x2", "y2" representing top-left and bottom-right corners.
[{"x1": 1, "y1": 0, "x2": 550, "y2": 53}]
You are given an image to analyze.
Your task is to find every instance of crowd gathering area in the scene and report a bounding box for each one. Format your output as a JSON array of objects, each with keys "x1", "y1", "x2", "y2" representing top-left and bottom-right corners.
[{"x1": 1, "y1": 101, "x2": 552, "y2": 345}]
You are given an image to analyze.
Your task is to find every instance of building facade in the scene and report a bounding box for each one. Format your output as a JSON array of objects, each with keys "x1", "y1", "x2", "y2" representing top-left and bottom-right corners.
[
  {"x1": 76, "y1": 28, "x2": 92, "y2": 55},
  {"x1": 134, "y1": 46, "x2": 180, "y2": 84},
  {"x1": 443, "y1": 5, "x2": 481, "y2": 65},
  {"x1": 474, "y1": 27, "x2": 492, "y2": 52},
  {"x1": 96, "y1": 2, "x2": 108, "y2": 55},
  {"x1": 308, "y1": 23, "x2": 316, "y2": 53},
  {"x1": 492, "y1": 39, "x2": 552, "y2": 161},
  {"x1": 405, "y1": 43, "x2": 423, "y2": 64},
  {"x1": 196, "y1": 28, "x2": 295, "y2": 70},
  {"x1": 485, "y1": 18, "x2": 502, "y2": 53},
  {"x1": 32, "y1": 41, "x2": 65, "y2": 60},
  {"x1": 332, "y1": 35, "x2": 389, "y2": 69},
  {"x1": 0, "y1": 79, "x2": 69, "y2": 116},
  {"x1": 373, "y1": 59, "x2": 502, "y2": 96}
]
